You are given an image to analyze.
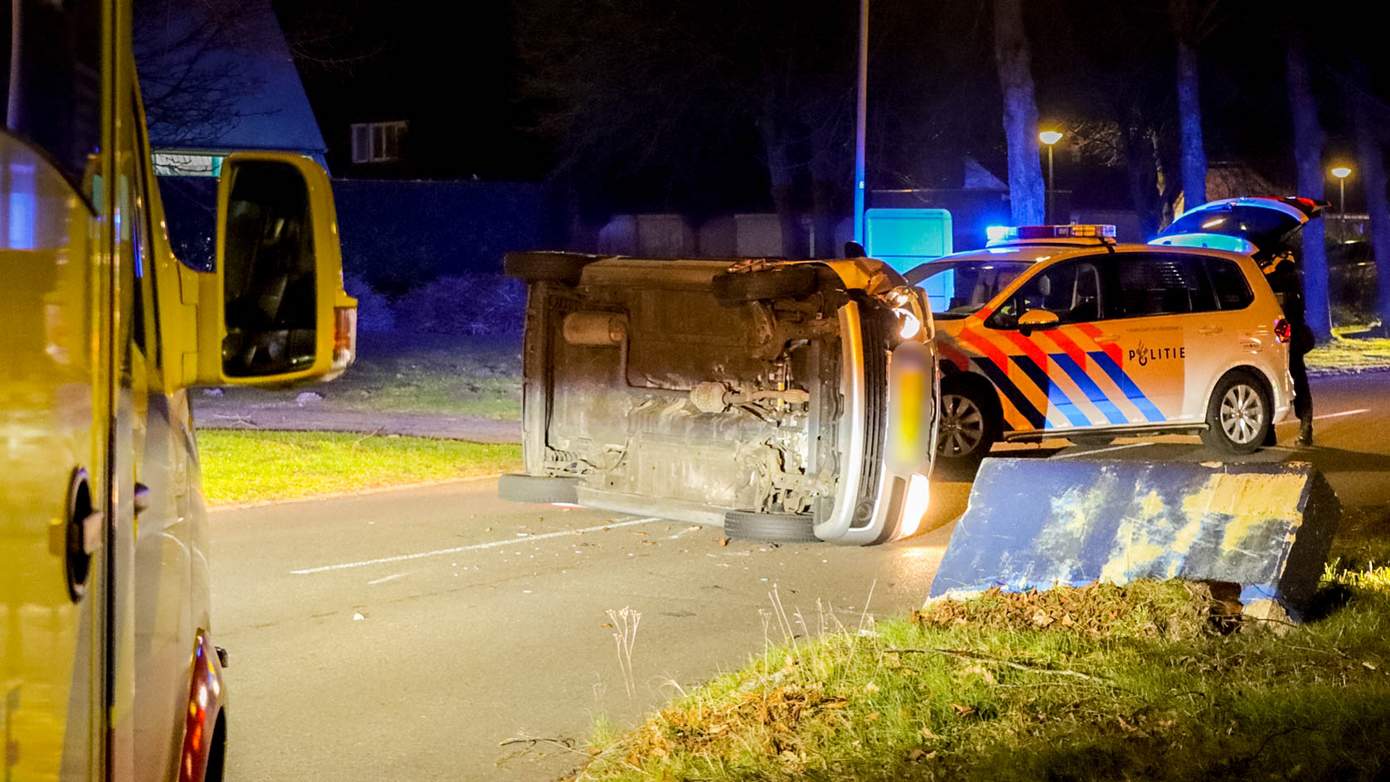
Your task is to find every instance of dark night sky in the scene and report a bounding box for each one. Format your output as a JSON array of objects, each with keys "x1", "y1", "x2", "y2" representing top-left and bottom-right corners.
[
  {"x1": 272, "y1": 1, "x2": 1390, "y2": 216},
  {"x1": 273, "y1": 0, "x2": 548, "y2": 180}
]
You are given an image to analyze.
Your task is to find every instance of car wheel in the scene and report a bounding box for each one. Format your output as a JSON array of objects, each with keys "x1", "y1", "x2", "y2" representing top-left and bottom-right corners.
[
  {"x1": 723, "y1": 511, "x2": 820, "y2": 544},
  {"x1": 936, "y1": 389, "x2": 998, "y2": 469},
  {"x1": 498, "y1": 473, "x2": 580, "y2": 504},
  {"x1": 1201, "y1": 371, "x2": 1271, "y2": 455},
  {"x1": 711, "y1": 266, "x2": 818, "y2": 304},
  {"x1": 503, "y1": 251, "x2": 600, "y2": 286}
]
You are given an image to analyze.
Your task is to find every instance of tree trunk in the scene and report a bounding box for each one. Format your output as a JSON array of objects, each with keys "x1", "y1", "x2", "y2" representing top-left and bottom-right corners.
[
  {"x1": 1284, "y1": 33, "x2": 1332, "y2": 342},
  {"x1": 1174, "y1": 38, "x2": 1207, "y2": 211},
  {"x1": 992, "y1": 0, "x2": 1044, "y2": 225},
  {"x1": 1120, "y1": 101, "x2": 1163, "y2": 240},
  {"x1": 1353, "y1": 100, "x2": 1390, "y2": 333}
]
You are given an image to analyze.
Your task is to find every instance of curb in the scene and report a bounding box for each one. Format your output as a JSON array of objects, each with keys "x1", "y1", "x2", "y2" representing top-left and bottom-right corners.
[{"x1": 1308, "y1": 365, "x2": 1390, "y2": 378}]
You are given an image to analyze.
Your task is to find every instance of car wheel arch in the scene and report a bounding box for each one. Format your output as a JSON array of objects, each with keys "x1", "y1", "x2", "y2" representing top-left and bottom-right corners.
[
  {"x1": 1206, "y1": 364, "x2": 1277, "y2": 415},
  {"x1": 942, "y1": 370, "x2": 1004, "y2": 430}
]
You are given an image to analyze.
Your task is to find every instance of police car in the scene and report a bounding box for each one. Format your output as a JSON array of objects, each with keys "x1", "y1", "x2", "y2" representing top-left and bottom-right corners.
[{"x1": 906, "y1": 197, "x2": 1320, "y2": 465}]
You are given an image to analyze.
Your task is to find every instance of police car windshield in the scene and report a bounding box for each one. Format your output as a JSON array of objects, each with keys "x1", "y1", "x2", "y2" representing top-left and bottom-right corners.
[{"x1": 908, "y1": 260, "x2": 1032, "y2": 319}]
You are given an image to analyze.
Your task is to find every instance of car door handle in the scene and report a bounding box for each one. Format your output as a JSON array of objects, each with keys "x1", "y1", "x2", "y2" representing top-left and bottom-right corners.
[{"x1": 1196, "y1": 326, "x2": 1223, "y2": 335}]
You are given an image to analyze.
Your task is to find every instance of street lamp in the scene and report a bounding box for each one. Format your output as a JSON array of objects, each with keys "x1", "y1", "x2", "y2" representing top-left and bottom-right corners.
[
  {"x1": 1039, "y1": 130, "x2": 1064, "y2": 223},
  {"x1": 852, "y1": 0, "x2": 869, "y2": 247},
  {"x1": 1330, "y1": 165, "x2": 1352, "y2": 243}
]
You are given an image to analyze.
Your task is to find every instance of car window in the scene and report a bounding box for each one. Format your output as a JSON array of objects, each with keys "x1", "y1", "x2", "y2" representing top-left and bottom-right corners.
[
  {"x1": 1, "y1": 0, "x2": 102, "y2": 189},
  {"x1": 1205, "y1": 258, "x2": 1254, "y2": 310},
  {"x1": 909, "y1": 260, "x2": 1031, "y2": 319},
  {"x1": 1110, "y1": 254, "x2": 1215, "y2": 318},
  {"x1": 988, "y1": 259, "x2": 1103, "y2": 327}
]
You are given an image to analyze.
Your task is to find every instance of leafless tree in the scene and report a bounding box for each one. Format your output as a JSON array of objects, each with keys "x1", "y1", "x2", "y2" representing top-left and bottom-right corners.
[{"x1": 133, "y1": 0, "x2": 264, "y2": 146}]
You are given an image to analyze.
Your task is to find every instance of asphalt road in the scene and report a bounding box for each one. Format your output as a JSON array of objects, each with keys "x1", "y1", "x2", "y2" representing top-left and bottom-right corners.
[{"x1": 210, "y1": 372, "x2": 1389, "y2": 781}]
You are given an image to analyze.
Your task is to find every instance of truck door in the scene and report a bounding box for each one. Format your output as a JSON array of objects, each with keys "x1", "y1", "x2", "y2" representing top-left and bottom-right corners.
[{"x1": 2, "y1": 1, "x2": 111, "y2": 779}]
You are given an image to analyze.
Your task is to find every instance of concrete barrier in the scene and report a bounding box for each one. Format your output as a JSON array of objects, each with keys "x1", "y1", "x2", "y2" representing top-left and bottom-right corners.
[{"x1": 928, "y1": 458, "x2": 1340, "y2": 617}]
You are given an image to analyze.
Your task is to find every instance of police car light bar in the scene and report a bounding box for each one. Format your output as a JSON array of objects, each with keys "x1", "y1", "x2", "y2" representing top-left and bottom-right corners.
[{"x1": 988, "y1": 224, "x2": 1117, "y2": 244}]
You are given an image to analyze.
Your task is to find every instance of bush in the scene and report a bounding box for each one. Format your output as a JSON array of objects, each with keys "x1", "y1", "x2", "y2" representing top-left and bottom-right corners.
[
  {"x1": 344, "y1": 274, "x2": 397, "y2": 334},
  {"x1": 392, "y1": 274, "x2": 526, "y2": 337}
]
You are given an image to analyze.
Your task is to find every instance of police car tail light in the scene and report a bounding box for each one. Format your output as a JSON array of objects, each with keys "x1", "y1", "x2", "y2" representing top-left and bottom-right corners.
[
  {"x1": 993, "y1": 224, "x2": 1117, "y2": 242},
  {"x1": 1274, "y1": 318, "x2": 1293, "y2": 344}
]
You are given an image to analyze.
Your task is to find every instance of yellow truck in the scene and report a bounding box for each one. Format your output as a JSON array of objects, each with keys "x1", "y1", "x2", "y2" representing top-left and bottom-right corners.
[{"x1": 2, "y1": 1, "x2": 356, "y2": 779}]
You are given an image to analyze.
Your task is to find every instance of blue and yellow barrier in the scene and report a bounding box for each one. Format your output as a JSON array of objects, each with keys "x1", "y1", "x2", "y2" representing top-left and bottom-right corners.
[{"x1": 929, "y1": 458, "x2": 1340, "y2": 616}]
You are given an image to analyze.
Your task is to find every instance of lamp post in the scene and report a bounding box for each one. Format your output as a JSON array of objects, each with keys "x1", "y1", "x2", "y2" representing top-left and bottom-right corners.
[
  {"x1": 1330, "y1": 165, "x2": 1352, "y2": 243},
  {"x1": 852, "y1": 0, "x2": 869, "y2": 246},
  {"x1": 1039, "y1": 130, "x2": 1064, "y2": 224}
]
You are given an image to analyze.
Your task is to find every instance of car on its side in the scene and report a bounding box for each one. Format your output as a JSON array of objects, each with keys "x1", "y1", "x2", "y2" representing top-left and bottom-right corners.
[
  {"x1": 498, "y1": 252, "x2": 938, "y2": 545},
  {"x1": 907, "y1": 198, "x2": 1321, "y2": 467}
]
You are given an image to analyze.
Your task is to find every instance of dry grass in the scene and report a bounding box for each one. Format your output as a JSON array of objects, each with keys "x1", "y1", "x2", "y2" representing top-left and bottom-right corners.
[
  {"x1": 1307, "y1": 327, "x2": 1390, "y2": 373},
  {"x1": 579, "y1": 518, "x2": 1390, "y2": 781}
]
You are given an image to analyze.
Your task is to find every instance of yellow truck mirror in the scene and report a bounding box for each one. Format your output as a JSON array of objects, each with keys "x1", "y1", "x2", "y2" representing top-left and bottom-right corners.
[{"x1": 194, "y1": 152, "x2": 356, "y2": 386}]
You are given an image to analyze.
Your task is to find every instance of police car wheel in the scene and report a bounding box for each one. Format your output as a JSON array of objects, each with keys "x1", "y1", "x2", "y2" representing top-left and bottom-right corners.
[
  {"x1": 936, "y1": 392, "x2": 995, "y2": 463},
  {"x1": 1201, "y1": 372, "x2": 1271, "y2": 455}
]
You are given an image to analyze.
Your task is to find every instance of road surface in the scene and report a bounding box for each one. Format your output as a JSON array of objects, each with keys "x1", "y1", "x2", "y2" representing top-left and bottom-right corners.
[{"x1": 211, "y1": 372, "x2": 1388, "y2": 781}]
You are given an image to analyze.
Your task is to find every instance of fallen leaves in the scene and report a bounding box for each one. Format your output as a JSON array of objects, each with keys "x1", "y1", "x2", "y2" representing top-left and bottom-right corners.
[{"x1": 913, "y1": 582, "x2": 1223, "y2": 641}]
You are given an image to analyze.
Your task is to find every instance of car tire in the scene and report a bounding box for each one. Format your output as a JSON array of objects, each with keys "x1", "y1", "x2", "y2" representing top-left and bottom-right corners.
[
  {"x1": 1070, "y1": 434, "x2": 1115, "y2": 447},
  {"x1": 711, "y1": 266, "x2": 818, "y2": 304},
  {"x1": 935, "y1": 385, "x2": 999, "y2": 471},
  {"x1": 503, "y1": 252, "x2": 600, "y2": 286},
  {"x1": 1200, "y1": 371, "x2": 1272, "y2": 455},
  {"x1": 723, "y1": 511, "x2": 821, "y2": 544},
  {"x1": 498, "y1": 473, "x2": 579, "y2": 504}
]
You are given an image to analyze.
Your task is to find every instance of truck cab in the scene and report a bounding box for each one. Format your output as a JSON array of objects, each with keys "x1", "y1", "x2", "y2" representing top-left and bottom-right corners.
[{"x1": 2, "y1": 2, "x2": 356, "y2": 779}]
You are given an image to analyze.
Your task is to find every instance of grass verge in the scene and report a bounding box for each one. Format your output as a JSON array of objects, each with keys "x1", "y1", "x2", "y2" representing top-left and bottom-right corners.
[
  {"x1": 207, "y1": 333, "x2": 523, "y2": 420},
  {"x1": 328, "y1": 335, "x2": 522, "y2": 418},
  {"x1": 1307, "y1": 326, "x2": 1390, "y2": 373},
  {"x1": 196, "y1": 430, "x2": 521, "y2": 505},
  {"x1": 581, "y1": 514, "x2": 1390, "y2": 781}
]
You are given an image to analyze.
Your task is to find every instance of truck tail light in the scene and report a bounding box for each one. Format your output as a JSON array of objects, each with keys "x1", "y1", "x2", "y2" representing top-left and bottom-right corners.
[
  {"x1": 1274, "y1": 318, "x2": 1292, "y2": 344},
  {"x1": 332, "y1": 306, "x2": 358, "y2": 373}
]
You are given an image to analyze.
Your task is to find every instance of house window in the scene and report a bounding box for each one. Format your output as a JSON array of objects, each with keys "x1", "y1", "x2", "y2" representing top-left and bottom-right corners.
[{"x1": 350, "y1": 121, "x2": 407, "y2": 163}]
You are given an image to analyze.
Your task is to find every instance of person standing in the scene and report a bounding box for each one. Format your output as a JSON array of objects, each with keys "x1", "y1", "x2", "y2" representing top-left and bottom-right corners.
[{"x1": 1264, "y1": 251, "x2": 1315, "y2": 445}]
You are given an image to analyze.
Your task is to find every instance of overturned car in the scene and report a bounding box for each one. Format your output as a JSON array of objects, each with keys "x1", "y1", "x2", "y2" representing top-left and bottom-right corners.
[{"x1": 498, "y1": 252, "x2": 938, "y2": 544}]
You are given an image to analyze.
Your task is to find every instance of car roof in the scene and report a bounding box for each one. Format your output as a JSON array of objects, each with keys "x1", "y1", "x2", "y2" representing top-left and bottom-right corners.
[
  {"x1": 905, "y1": 242, "x2": 1256, "y2": 283},
  {"x1": 921, "y1": 241, "x2": 1252, "y2": 266}
]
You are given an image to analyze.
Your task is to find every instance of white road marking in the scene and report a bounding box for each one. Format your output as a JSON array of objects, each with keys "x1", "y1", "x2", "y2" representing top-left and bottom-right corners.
[
  {"x1": 366, "y1": 573, "x2": 405, "y2": 585},
  {"x1": 290, "y1": 517, "x2": 664, "y2": 575},
  {"x1": 1054, "y1": 442, "x2": 1152, "y2": 459},
  {"x1": 1314, "y1": 408, "x2": 1368, "y2": 421}
]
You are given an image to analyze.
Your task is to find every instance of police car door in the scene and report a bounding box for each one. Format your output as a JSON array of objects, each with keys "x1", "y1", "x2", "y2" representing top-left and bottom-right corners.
[
  {"x1": 1095, "y1": 253, "x2": 1205, "y2": 424},
  {"x1": 986, "y1": 258, "x2": 1133, "y2": 433},
  {"x1": 2, "y1": 1, "x2": 110, "y2": 778}
]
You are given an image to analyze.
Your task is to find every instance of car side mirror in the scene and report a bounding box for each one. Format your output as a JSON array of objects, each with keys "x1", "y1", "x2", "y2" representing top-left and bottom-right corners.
[
  {"x1": 1017, "y1": 308, "x2": 1060, "y2": 334},
  {"x1": 194, "y1": 153, "x2": 356, "y2": 386}
]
